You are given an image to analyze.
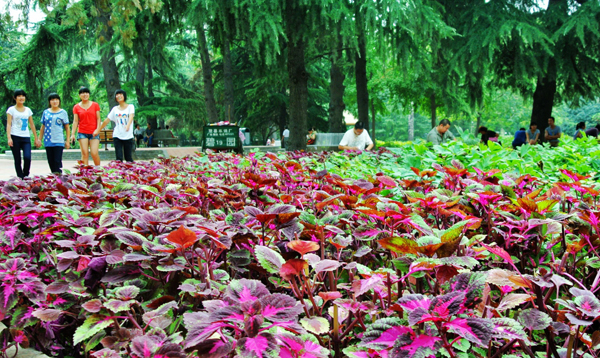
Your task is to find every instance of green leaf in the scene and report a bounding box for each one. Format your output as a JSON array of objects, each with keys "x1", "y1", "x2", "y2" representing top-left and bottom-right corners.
[
  {"x1": 85, "y1": 331, "x2": 106, "y2": 352},
  {"x1": 378, "y1": 237, "x2": 418, "y2": 254},
  {"x1": 73, "y1": 314, "x2": 112, "y2": 345},
  {"x1": 254, "y1": 246, "x2": 285, "y2": 274},
  {"x1": 111, "y1": 183, "x2": 135, "y2": 194},
  {"x1": 441, "y1": 221, "x2": 468, "y2": 243},
  {"x1": 501, "y1": 185, "x2": 517, "y2": 199},
  {"x1": 300, "y1": 316, "x2": 330, "y2": 335}
]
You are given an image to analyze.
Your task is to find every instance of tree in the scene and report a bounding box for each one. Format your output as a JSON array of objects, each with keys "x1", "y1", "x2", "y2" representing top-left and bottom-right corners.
[{"x1": 455, "y1": 0, "x2": 600, "y2": 139}]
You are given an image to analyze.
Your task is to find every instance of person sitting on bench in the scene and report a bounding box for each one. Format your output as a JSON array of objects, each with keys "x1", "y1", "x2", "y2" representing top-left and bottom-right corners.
[{"x1": 143, "y1": 123, "x2": 154, "y2": 147}]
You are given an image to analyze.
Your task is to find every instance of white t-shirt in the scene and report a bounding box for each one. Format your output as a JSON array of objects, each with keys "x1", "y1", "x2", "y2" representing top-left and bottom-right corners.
[
  {"x1": 7, "y1": 106, "x2": 33, "y2": 138},
  {"x1": 108, "y1": 104, "x2": 135, "y2": 140},
  {"x1": 339, "y1": 128, "x2": 373, "y2": 150},
  {"x1": 282, "y1": 129, "x2": 290, "y2": 138}
]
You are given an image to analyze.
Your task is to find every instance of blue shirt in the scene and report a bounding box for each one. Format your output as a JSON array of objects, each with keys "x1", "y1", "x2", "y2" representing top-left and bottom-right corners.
[
  {"x1": 512, "y1": 130, "x2": 526, "y2": 146},
  {"x1": 546, "y1": 125, "x2": 561, "y2": 144},
  {"x1": 41, "y1": 109, "x2": 69, "y2": 147}
]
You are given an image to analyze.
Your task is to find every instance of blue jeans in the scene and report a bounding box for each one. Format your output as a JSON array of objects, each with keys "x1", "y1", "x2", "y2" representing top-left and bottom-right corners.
[
  {"x1": 10, "y1": 135, "x2": 31, "y2": 178},
  {"x1": 114, "y1": 138, "x2": 134, "y2": 162},
  {"x1": 45, "y1": 146, "x2": 64, "y2": 174}
]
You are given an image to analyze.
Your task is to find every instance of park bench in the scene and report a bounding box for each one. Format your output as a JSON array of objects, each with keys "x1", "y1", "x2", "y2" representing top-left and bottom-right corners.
[
  {"x1": 153, "y1": 129, "x2": 180, "y2": 147},
  {"x1": 311, "y1": 133, "x2": 345, "y2": 147},
  {"x1": 99, "y1": 129, "x2": 114, "y2": 150}
]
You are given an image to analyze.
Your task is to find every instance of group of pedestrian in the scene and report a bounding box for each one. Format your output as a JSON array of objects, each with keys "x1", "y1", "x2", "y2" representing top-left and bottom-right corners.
[{"x1": 5, "y1": 87, "x2": 135, "y2": 179}]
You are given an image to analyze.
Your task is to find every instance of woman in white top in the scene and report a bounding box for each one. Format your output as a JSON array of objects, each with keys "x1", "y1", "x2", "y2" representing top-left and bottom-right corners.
[
  {"x1": 5, "y1": 89, "x2": 39, "y2": 179},
  {"x1": 94, "y1": 90, "x2": 135, "y2": 162}
]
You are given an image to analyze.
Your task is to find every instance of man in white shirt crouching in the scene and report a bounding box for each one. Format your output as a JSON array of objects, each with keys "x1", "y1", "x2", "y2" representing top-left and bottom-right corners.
[{"x1": 338, "y1": 121, "x2": 374, "y2": 151}]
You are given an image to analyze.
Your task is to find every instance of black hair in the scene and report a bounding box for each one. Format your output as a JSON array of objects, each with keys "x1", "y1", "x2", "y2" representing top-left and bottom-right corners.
[
  {"x1": 47, "y1": 93, "x2": 61, "y2": 107},
  {"x1": 576, "y1": 121, "x2": 586, "y2": 130},
  {"x1": 114, "y1": 89, "x2": 127, "y2": 102},
  {"x1": 519, "y1": 127, "x2": 525, "y2": 131},
  {"x1": 79, "y1": 87, "x2": 90, "y2": 94},
  {"x1": 530, "y1": 123, "x2": 537, "y2": 128},
  {"x1": 549, "y1": 116, "x2": 555, "y2": 121},
  {"x1": 166, "y1": 125, "x2": 169, "y2": 129},
  {"x1": 355, "y1": 121, "x2": 365, "y2": 130},
  {"x1": 439, "y1": 119, "x2": 451, "y2": 126},
  {"x1": 478, "y1": 126, "x2": 488, "y2": 134},
  {"x1": 13, "y1": 89, "x2": 26, "y2": 99}
]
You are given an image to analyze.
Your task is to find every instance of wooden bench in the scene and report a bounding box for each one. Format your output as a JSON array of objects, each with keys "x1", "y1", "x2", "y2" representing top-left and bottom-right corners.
[
  {"x1": 99, "y1": 130, "x2": 114, "y2": 150},
  {"x1": 153, "y1": 129, "x2": 180, "y2": 147}
]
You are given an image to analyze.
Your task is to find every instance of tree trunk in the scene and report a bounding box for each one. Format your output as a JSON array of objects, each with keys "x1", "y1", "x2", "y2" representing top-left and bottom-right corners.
[
  {"x1": 222, "y1": 30, "x2": 235, "y2": 122},
  {"x1": 286, "y1": 0, "x2": 308, "y2": 151},
  {"x1": 370, "y1": 98, "x2": 376, "y2": 148},
  {"x1": 95, "y1": 0, "x2": 120, "y2": 110},
  {"x1": 146, "y1": 29, "x2": 158, "y2": 130},
  {"x1": 430, "y1": 92, "x2": 437, "y2": 128},
  {"x1": 531, "y1": 76, "x2": 557, "y2": 141},
  {"x1": 328, "y1": 31, "x2": 346, "y2": 133},
  {"x1": 196, "y1": 24, "x2": 219, "y2": 124},
  {"x1": 408, "y1": 103, "x2": 414, "y2": 141},
  {"x1": 476, "y1": 112, "x2": 482, "y2": 134},
  {"x1": 530, "y1": 0, "x2": 563, "y2": 141},
  {"x1": 355, "y1": 12, "x2": 369, "y2": 132},
  {"x1": 328, "y1": 40, "x2": 346, "y2": 133},
  {"x1": 278, "y1": 89, "x2": 288, "y2": 140},
  {"x1": 135, "y1": 51, "x2": 147, "y2": 107}
]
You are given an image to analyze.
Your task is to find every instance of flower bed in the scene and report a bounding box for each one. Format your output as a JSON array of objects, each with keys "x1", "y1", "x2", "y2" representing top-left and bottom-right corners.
[{"x1": 0, "y1": 150, "x2": 599, "y2": 358}]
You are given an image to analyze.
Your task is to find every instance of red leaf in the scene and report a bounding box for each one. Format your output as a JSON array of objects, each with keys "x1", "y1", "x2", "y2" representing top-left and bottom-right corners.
[
  {"x1": 166, "y1": 225, "x2": 198, "y2": 250},
  {"x1": 279, "y1": 259, "x2": 308, "y2": 280},
  {"x1": 435, "y1": 265, "x2": 459, "y2": 285},
  {"x1": 287, "y1": 240, "x2": 320, "y2": 255},
  {"x1": 517, "y1": 198, "x2": 538, "y2": 213},
  {"x1": 175, "y1": 206, "x2": 199, "y2": 215},
  {"x1": 77, "y1": 256, "x2": 91, "y2": 272},
  {"x1": 481, "y1": 244, "x2": 515, "y2": 268},
  {"x1": 256, "y1": 214, "x2": 277, "y2": 224},
  {"x1": 56, "y1": 183, "x2": 69, "y2": 197},
  {"x1": 319, "y1": 291, "x2": 342, "y2": 302},
  {"x1": 276, "y1": 212, "x2": 301, "y2": 225},
  {"x1": 146, "y1": 295, "x2": 176, "y2": 309}
]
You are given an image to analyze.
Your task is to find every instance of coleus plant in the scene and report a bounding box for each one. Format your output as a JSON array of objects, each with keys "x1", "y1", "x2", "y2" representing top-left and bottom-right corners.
[
  {"x1": 0, "y1": 148, "x2": 598, "y2": 358},
  {"x1": 182, "y1": 278, "x2": 323, "y2": 358}
]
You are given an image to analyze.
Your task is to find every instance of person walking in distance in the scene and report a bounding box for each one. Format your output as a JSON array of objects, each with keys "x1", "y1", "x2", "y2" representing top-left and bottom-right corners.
[
  {"x1": 282, "y1": 126, "x2": 290, "y2": 148},
  {"x1": 38, "y1": 93, "x2": 70, "y2": 174},
  {"x1": 70, "y1": 87, "x2": 101, "y2": 165},
  {"x1": 94, "y1": 90, "x2": 135, "y2": 162},
  {"x1": 5, "y1": 89, "x2": 39, "y2": 178}
]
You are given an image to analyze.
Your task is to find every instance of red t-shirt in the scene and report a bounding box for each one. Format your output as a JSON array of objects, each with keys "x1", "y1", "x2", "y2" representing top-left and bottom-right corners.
[{"x1": 73, "y1": 102, "x2": 100, "y2": 134}]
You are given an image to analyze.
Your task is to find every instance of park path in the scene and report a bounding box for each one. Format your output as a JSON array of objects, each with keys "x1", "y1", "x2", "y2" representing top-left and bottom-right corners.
[
  {"x1": 0, "y1": 159, "x2": 80, "y2": 181},
  {"x1": 0, "y1": 147, "x2": 203, "y2": 182}
]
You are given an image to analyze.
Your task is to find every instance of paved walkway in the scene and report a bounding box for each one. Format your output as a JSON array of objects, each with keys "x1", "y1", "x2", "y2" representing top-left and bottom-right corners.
[
  {"x1": 0, "y1": 145, "x2": 295, "y2": 182},
  {"x1": 0, "y1": 159, "x2": 81, "y2": 181}
]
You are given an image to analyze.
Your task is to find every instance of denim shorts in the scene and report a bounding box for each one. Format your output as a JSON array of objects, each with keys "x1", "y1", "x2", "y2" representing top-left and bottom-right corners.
[{"x1": 77, "y1": 133, "x2": 100, "y2": 140}]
